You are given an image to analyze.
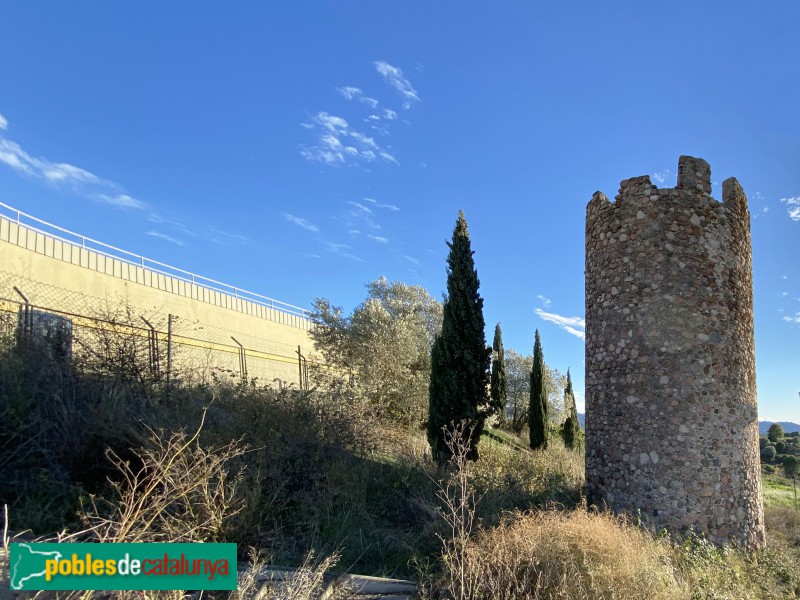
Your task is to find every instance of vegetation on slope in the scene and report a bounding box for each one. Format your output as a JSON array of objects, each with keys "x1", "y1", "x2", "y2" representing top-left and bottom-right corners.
[{"x1": 1, "y1": 264, "x2": 799, "y2": 598}]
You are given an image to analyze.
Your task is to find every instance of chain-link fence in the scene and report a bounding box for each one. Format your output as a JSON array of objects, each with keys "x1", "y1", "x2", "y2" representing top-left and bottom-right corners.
[{"x1": 0, "y1": 269, "x2": 324, "y2": 390}]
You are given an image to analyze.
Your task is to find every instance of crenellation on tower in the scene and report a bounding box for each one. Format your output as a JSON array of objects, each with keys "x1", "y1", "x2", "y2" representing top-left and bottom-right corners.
[
  {"x1": 584, "y1": 155, "x2": 764, "y2": 549},
  {"x1": 677, "y1": 155, "x2": 712, "y2": 195},
  {"x1": 618, "y1": 175, "x2": 655, "y2": 201},
  {"x1": 722, "y1": 176, "x2": 749, "y2": 216}
]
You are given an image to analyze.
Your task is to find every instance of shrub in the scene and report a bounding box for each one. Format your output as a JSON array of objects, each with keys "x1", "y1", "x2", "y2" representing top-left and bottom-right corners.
[
  {"x1": 428, "y1": 508, "x2": 683, "y2": 599},
  {"x1": 469, "y1": 438, "x2": 584, "y2": 521},
  {"x1": 79, "y1": 410, "x2": 248, "y2": 544},
  {"x1": 768, "y1": 423, "x2": 785, "y2": 443}
]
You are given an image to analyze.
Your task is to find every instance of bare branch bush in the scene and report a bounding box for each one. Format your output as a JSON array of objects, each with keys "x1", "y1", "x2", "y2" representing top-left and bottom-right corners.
[
  {"x1": 80, "y1": 409, "x2": 248, "y2": 544},
  {"x1": 434, "y1": 421, "x2": 484, "y2": 600}
]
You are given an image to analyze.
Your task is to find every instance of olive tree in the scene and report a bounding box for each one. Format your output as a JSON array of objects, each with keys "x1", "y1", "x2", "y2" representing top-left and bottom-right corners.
[{"x1": 310, "y1": 277, "x2": 442, "y2": 426}]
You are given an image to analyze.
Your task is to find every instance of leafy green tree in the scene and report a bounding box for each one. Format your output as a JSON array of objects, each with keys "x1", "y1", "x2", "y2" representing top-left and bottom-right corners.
[
  {"x1": 768, "y1": 423, "x2": 784, "y2": 443},
  {"x1": 505, "y1": 349, "x2": 532, "y2": 432},
  {"x1": 310, "y1": 277, "x2": 442, "y2": 425},
  {"x1": 504, "y1": 349, "x2": 566, "y2": 435},
  {"x1": 761, "y1": 445, "x2": 777, "y2": 462},
  {"x1": 428, "y1": 211, "x2": 491, "y2": 462},
  {"x1": 562, "y1": 368, "x2": 581, "y2": 449},
  {"x1": 490, "y1": 323, "x2": 507, "y2": 425},
  {"x1": 529, "y1": 329, "x2": 548, "y2": 450}
]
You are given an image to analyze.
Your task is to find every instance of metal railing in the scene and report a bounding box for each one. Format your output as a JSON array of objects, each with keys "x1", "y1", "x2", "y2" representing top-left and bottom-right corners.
[{"x1": 0, "y1": 201, "x2": 311, "y2": 319}]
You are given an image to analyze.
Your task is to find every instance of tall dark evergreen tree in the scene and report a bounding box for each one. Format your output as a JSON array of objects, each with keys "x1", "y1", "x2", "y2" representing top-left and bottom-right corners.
[
  {"x1": 529, "y1": 329, "x2": 548, "y2": 450},
  {"x1": 562, "y1": 368, "x2": 579, "y2": 449},
  {"x1": 490, "y1": 323, "x2": 507, "y2": 424},
  {"x1": 428, "y1": 211, "x2": 491, "y2": 462}
]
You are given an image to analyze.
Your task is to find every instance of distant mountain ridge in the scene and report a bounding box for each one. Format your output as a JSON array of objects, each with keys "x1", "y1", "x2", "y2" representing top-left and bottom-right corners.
[{"x1": 759, "y1": 420, "x2": 800, "y2": 435}]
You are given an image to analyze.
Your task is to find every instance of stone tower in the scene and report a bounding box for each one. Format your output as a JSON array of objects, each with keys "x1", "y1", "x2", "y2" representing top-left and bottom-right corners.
[{"x1": 584, "y1": 156, "x2": 764, "y2": 548}]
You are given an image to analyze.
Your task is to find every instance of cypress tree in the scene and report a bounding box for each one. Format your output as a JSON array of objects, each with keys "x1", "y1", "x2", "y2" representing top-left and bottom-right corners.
[
  {"x1": 529, "y1": 329, "x2": 548, "y2": 450},
  {"x1": 562, "y1": 368, "x2": 579, "y2": 448},
  {"x1": 428, "y1": 211, "x2": 491, "y2": 462},
  {"x1": 490, "y1": 323, "x2": 507, "y2": 424}
]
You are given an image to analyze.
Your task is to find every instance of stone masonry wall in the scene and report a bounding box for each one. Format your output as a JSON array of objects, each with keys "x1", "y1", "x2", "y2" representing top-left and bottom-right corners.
[{"x1": 584, "y1": 156, "x2": 764, "y2": 548}]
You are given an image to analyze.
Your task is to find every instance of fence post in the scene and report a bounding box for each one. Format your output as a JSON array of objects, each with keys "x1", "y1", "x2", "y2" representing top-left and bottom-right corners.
[
  {"x1": 296, "y1": 345, "x2": 304, "y2": 391},
  {"x1": 141, "y1": 317, "x2": 160, "y2": 381},
  {"x1": 12, "y1": 287, "x2": 32, "y2": 338},
  {"x1": 166, "y1": 314, "x2": 174, "y2": 389},
  {"x1": 231, "y1": 336, "x2": 247, "y2": 386}
]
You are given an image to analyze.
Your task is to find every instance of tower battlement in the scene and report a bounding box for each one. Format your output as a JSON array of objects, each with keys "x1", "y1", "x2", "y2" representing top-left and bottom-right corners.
[{"x1": 584, "y1": 156, "x2": 764, "y2": 548}]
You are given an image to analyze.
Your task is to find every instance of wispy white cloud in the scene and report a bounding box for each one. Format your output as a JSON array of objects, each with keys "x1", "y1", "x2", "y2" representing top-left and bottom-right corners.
[
  {"x1": 403, "y1": 255, "x2": 419, "y2": 265},
  {"x1": 325, "y1": 241, "x2": 349, "y2": 252},
  {"x1": 347, "y1": 200, "x2": 373, "y2": 214},
  {"x1": 338, "y1": 86, "x2": 363, "y2": 101},
  {"x1": 335, "y1": 197, "x2": 401, "y2": 243},
  {"x1": 383, "y1": 108, "x2": 397, "y2": 121},
  {"x1": 346, "y1": 200, "x2": 381, "y2": 230},
  {"x1": 148, "y1": 213, "x2": 197, "y2": 237},
  {"x1": 324, "y1": 240, "x2": 364, "y2": 262},
  {"x1": 374, "y1": 61, "x2": 420, "y2": 109},
  {"x1": 146, "y1": 230, "x2": 186, "y2": 247},
  {"x1": 783, "y1": 313, "x2": 800, "y2": 325},
  {"x1": 341, "y1": 252, "x2": 364, "y2": 263},
  {"x1": 360, "y1": 96, "x2": 379, "y2": 109},
  {"x1": 282, "y1": 212, "x2": 320, "y2": 233},
  {"x1": 363, "y1": 197, "x2": 400, "y2": 211},
  {"x1": 0, "y1": 117, "x2": 146, "y2": 210},
  {"x1": 751, "y1": 193, "x2": 770, "y2": 219},
  {"x1": 337, "y1": 85, "x2": 380, "y2": 109},
  {"x1": 96, "y1": 193, "x2": 146, "y2": 210},
  {"x1": 348, "y1": 130, "x2": 379, "y2": 150},
  {"x1": 300, "y1": 111, "x2": 397, "y2": 166},
  {"x1": 209, "y1": 227, "x2": 250, "y2": 246},
  {"x1": 537, "y1": 294, "x2": 552, "y2": 308},
  {"x1": 303, "y1": 252, "x2": 321, "y2": 259},
  {"x1": 651, "y1": 169, "x2": 670, "y2": 185},
  {"x1": 534, "y1": 308, "x2": 585, "y2": 340},
  {"x1": 781, "y1": 197, "x2": 800, "y2": 221}
]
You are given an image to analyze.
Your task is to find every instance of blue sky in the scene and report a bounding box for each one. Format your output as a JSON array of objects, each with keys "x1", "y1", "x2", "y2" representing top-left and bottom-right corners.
[{"x1": 1, "y1": 2, "x2": 798, "y2": 420}]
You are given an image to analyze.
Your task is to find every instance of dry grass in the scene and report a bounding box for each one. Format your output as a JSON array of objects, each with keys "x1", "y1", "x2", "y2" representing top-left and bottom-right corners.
[
  {"x1": 469, "y1": 437, "x2": 585, "y2": 523},
  {"x1": 234, "y1": 550, "x2": 352, "y2": 600},
  {"x1": 426, "y1": 507, "x2": 683, "y2": 600},
  {"x1": 766, "y1": 504, "x2": 800, "y2": 540}
]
